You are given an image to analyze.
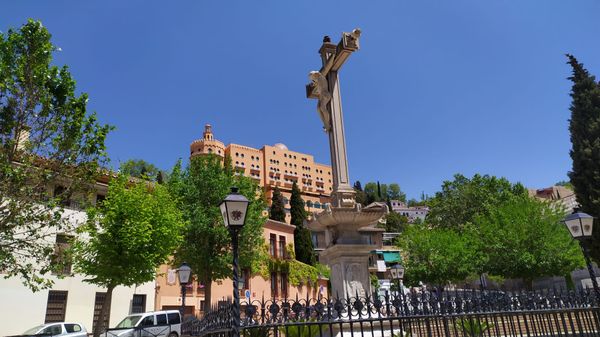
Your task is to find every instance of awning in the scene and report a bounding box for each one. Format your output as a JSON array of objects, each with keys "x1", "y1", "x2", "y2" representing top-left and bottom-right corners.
[{"x1": 382, "y1": 251, "x2": 401, "y2": 263}]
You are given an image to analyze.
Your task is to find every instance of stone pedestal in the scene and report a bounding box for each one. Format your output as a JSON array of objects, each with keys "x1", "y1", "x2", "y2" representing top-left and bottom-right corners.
[
  {"x1": 307, "y1": 204, "x2": 387, "y2": 300},
  {"x1": 319, "y1": 244, "x2": 376, "y2": 299}
]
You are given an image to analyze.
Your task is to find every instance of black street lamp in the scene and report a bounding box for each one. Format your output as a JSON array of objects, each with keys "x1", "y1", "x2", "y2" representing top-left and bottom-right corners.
[
  {"x1": 177, "y1": 262, "x2": 192, "y2": 318},
  {"x1": 562, "y1": 211, "x2": 600, "y2": 301},
  {"x1": 220, "y1": 187, "x2": 249, "y2": 337},
  {"x1": 389, "y1": 264, "x2": 404, "y2": 297}
]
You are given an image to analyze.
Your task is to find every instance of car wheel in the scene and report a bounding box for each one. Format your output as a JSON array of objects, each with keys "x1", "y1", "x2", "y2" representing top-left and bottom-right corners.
[{"x1": 168, "y1": 332, "x2": 178, "y2": 337}]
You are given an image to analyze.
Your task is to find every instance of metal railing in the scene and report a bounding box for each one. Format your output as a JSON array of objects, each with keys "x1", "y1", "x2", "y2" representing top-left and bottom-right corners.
[{"x1": 183, "y1": 288, "x2": 600, "y2": 337}]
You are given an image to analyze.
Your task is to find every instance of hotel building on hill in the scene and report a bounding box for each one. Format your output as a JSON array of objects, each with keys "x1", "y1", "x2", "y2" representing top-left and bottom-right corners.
[{"x1": 190, "y1": 124, "x2": 333, "y2": 220}]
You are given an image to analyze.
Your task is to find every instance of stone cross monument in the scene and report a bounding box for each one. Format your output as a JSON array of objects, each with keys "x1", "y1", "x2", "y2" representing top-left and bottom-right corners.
[{"x1": 306, "y1": 30, "x2": 387, "y2": 300}]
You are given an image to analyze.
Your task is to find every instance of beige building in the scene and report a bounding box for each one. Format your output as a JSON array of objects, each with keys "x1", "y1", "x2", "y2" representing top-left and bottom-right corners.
[
  {"x1": 154, "y1": 220, "x2": 328, "y2": 316},
  {"x1": 529, "y1": 185, "x2": 578, "y2": 213},
  {"x1": 190, "y1": 124, "x2": 333, "y2": 220}
]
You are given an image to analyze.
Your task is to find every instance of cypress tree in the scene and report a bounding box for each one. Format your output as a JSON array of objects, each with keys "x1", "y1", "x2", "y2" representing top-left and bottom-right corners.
[
  {"x1": 269, "y1": 187, "x2": 286, "y2": 222},
  {"x1": 354, "y1": 180, "x2": 368, "y2": 206},
  {"x1": 291, "y1": 181, "x2": 316, "y2": 265},
  {"x1": 566, "y1": 54, "x2": 600, "y2": 261}
]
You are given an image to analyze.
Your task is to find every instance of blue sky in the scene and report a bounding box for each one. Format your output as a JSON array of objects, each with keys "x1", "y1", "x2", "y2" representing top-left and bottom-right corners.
[{"x1": 2, "y1": 1, "x2": 600, "y2": 199}]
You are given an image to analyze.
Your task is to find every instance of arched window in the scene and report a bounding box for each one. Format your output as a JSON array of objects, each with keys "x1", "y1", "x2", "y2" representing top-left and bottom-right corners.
[
  {"x1": 208, "y1": 148, "x2": 213, "y2": 154},
  {"x1": 306, "y1": 201, "x2": 313, "y2": 208},
  {"x1": 314, "y1": 202, "x2": 321, "y2": 209}
]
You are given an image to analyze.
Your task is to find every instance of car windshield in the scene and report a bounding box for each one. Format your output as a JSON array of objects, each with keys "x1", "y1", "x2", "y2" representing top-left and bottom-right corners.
[
  {"x1": 116, "y1": 315, "x2": 143, "y2": 328},
  {"x1": 23, "y1": 325, "x2": 46, "y2": 335}
]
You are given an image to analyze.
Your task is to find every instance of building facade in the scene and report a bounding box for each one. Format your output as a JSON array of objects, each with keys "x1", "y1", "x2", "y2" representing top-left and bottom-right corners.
[
  {"x1": 389, "y1": 200, "x2": 429, "y2": 223},
  {"x1": 529, "y1": 185, "x2": 578, "y2": 214},
  {"x1": 190, "y1": 124, "x2": 333, "y2": 221},
  {"x1": 154, "y1": 220, "x2": 328, "y2": 316},
  {"x1": 0, "y1": 185, "x2": 154, "y2": 336}
]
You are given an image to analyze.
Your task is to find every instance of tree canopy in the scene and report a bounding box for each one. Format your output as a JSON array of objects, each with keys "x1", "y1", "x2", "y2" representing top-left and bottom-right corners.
[
  {"x1": 0, "y1": 20, "x2": 112, "y2": 290},
  {"x1": 399, "y1": 174, "x2": 583, "y2": 287},
  {"x1": 426, "y1": 174, "x2": 527, "y2": 229},
  {"x1": 473, "y1": 197, "x2": 583, "y2": 284},
  {"x1": 364, "y1": 182, "x2": 406, "y2": 204},
  {"x1": 168, "y1": 155, "x2": 266, "y2": 312},
  {"x1": 269, "y1": 187, "x2": 286, "y2": 222},
  {"x1": 291, "y1": 181, "x2": 315, "y2": 266},
  {"x1": 74, "y1": 175, "x2": 183, "y2": 337},
  {"x1": 566, "y1": 54, "x2": 600, "y2": 262},
  {"x1": 119, "y1": 159, "x2": 161, "y2": 181}
]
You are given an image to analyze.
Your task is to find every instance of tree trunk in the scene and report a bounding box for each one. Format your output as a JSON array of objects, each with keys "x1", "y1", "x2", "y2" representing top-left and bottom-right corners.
[
  {"x1": 203, "y1": 276, "x2": 212, "y2": 313},
  {"x1": 93, "y1": 285, "x2": 115, "y2": 337}
]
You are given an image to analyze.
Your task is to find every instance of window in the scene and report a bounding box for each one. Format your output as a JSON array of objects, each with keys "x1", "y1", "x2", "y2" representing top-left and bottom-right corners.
[
  {"x1": 168, "y1": 312, "x2": 181, "y2": 324},
  {"x1": 93, "y1": 292, "x2": 110, "y2": 332},
  {"x1": 52, "y1": 234, "x2": 73, "y2": 276},
  {"x1": 278, "y1": 236, "x2": 286, "y2": 259},
  {"x1": 139, "y1": 316, "x2": 154, "y2": 327},
  {"x1": 156, "y1": 314, "x2": 167, "y2": 325},
  {"x1": 45, "y1": 291, "x2": 68, "y2": 323},
  {"x1": 312, "y1": 233, "x2": 319, "y2": 248},
  {"x1": 270, "y1": 234, "x2": 277, "y2": 257},
  {"x1": 96, "y1": 194, "x2": 106, "y2": 205},
  {"x1": 41, "y1": 325, "x2": 62, "y2": 335},
  {"x1": 242, "y1": 268, "x2": 251, "y2": 291},
  {"x1": 283, "y1": 198, "x2": 289, "y2": 205},
  {"x1": 271, "y1": 273, "x2": 278, "y2": 297},
  {"x1": 280, "y1": 273, "x2": 288, "y2": 298},
  {"x1": 64, "y1": 324, "x2": 82, "y2": 333},
  {"x1": 131, "y1": 294, "x2": 146, "y2": 314},
  {"x1": 53, "y1": 185, "x2": 71, "y2": 207}
]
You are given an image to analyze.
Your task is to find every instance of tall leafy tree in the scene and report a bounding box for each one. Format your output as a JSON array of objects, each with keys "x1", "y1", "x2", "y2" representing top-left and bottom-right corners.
[
  {"x1": 119, "y1": 159, "x2": 160, "y2": 181},
  {"x1": 353, "y1": 180, "x2": 368, "y2": 206},
  {"x1": 397, "y1": 224, "x2": 480, "y2": 287},
  {"x1": 473, "y1": 197, "x2": 583, "y2": 288},
  {"x1": 0, "y1": 20, "x2": 112, "y2": 290},
  {"x1": 381, "y1": 211, "x2": 409, "y2": 232},
  {"x1": 73, "y1": 175, "x2": 183, "y2": 337},
  {"x1": 291, "y1": 181, "x2": 315, "y2": 265},
  {"x1": 566, "y1": 54, "x2": 600, "y2": 261},
  {"x1": 363, "y1": 182, "x2": 406, "y2": 204},
  {"x1": 269, "y1": 187, "x2": 286, "y2": 222},
  {"x1": 168, "y1": 155, "x2": 266, "y2": 312},
  {"x1": 426, "y1": 174, "x2": 527, "y2": 229}
]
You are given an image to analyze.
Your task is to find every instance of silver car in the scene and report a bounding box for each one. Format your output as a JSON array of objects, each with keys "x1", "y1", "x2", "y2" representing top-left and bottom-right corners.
[{"x1": 21, "y1": 323, "x2": 88, "y2": 337}]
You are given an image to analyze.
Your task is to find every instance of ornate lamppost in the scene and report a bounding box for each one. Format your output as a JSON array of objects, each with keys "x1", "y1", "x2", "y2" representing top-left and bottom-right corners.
[
  {"x1": 389, "y1": 264, "x2": 404, "y2": 297},
  {"x1": 220, "y1": 187, "x2": 249, "y2": 337},
  {"x1": 177, "y1": 262, "x2": 192, "y2": 318},
  {"x1": 562, "y1": 211, "x2": 600, "y2": 301}
]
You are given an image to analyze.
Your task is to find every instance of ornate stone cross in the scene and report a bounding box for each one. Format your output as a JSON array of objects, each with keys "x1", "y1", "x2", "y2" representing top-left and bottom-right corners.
[{"x1": 306, "y1": 29, "x2": 361, "y2": 209}]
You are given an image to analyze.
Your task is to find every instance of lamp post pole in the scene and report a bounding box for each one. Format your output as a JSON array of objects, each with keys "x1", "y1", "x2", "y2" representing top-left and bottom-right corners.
[
  {"x1": 180, "y1": 283, "x2": 187, "y2": 318},
  {"x1": 581, "y1": 242, "x2": 600, "y2": 302},
  {"x1": 220, "y1": 187, "x2": 249, "y2": 337},
  {"x1": 230, "y1": 226, "x2": 241, "y2": 337}
]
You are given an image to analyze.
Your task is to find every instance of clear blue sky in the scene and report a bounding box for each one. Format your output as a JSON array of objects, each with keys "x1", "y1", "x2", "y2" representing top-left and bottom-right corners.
[{"x1": 3, "y1": 1, "x2": 600, "y2": 199}]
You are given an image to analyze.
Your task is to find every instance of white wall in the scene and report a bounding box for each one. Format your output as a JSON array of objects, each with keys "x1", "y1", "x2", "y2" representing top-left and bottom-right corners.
[{"x1": 0, "y1": 274, "x2": 155, "y2": 336}]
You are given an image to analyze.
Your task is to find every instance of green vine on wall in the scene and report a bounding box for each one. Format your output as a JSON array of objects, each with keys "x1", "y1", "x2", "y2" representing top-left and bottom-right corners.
[{"x1": 255, "y1": 243, "x2": 330, "y2": 287}]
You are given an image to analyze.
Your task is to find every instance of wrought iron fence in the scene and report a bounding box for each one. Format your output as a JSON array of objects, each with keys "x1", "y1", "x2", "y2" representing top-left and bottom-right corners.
[{"x1": 183, "y1": 288, "x2": 600, "y2": 337}]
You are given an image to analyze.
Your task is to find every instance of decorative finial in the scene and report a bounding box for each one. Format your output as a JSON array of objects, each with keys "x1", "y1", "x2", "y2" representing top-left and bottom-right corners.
[{"x1": 323, "y1": 36, "x2": 331, "y2": 43}]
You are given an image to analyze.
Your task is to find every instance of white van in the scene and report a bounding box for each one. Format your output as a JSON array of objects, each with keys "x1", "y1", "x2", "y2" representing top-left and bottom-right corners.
[{"x1": 105, "y1": 310, "x2": 182, "y2": 337}]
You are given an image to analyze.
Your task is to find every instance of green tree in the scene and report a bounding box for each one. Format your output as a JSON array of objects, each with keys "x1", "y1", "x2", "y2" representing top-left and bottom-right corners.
[
  {"x1": 426, "y1": 174, "x2": 527, "y2": 229},
  {"x1": 566, "y1": 54, "x2": 600, "y2": 262},
  {"x1": 555, "y1": 180, "x2": 574, "y2": 189},
  {"x1": 73, "y1": 175, "x2": 183, "y2": 337},
  {"x1": 474, "y1": 197, "x2": 584, "y2": 288},
  {"x1": 119, "y1": 159, "x2": 160, "y2": 180},
  {"x1": 269, "y1": 187, "x2": 286, "y2": 222},
  {"x1": 364, "y1": 182, "x2": 406, "y2": 204},
  {"x1": 168, "y1": 155, "x2": 266, "y2": 312},
  {"x1": 354, "y1": 180, "x2": 368, "y2": 206},
  {"x1": 291, "y1": 182, "x2": 315, "y2": 265},
  {"x1": 382, "y1": 211, "x2": 409, "y2": 232},
  {"x1": 397, "y1": 224, "x2": 480, "y2": 287},
  {"x1": 0, "y1": 20, "x2": 112, "y2": 290}
]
